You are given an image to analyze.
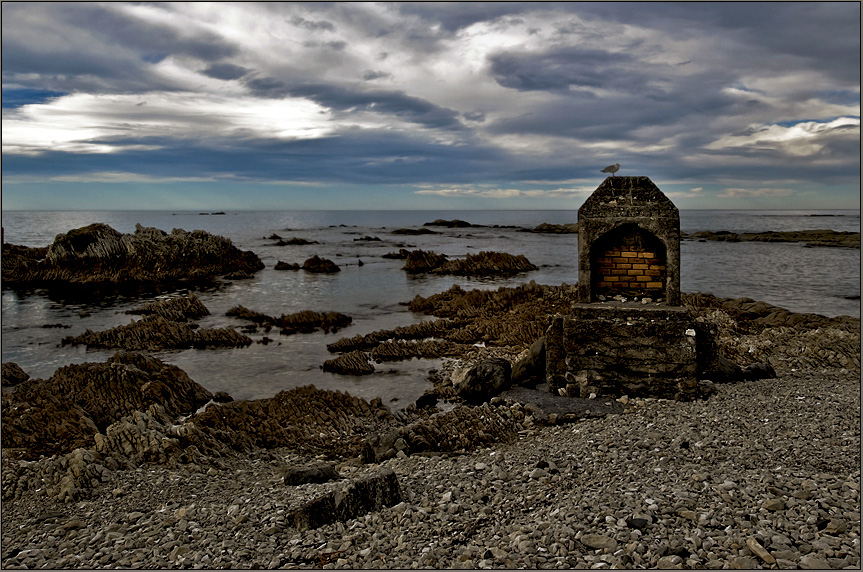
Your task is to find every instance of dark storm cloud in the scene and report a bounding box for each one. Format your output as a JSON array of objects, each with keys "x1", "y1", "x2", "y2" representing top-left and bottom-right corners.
[
  {"x1": 362, "y1": 70, "x2": 393, "y2": 81},
  {"x1": 489, "y1": 47, "x2": 647, "y2": 93},
  {"x1": 200, "y1": 63, "x2": 251, "y2": 81}
]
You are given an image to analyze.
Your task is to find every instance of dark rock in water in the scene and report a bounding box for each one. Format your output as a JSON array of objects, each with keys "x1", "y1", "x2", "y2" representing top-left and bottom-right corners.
[
  {"x1": 383, "y1": 248, "x2": 411, "y2": 259},
  {"x1": 322, "y1": 351, "x2": 375, "y2": 375},
  {"x1": 125, "y1": 294, "x2": 210, "y2": 322},
  {"x1": 274, "y1": 260, "x2": 301, "y2": 271},
  {"x1": 213, "y1": 391, "x2": 234, "y2": 403},
  {"x1": 63, "y1": 314, "x2": 251, "y2": 351},
  {"x1": 454, "y1": 358, "x2": 512, "y2": 404},
  {"x1": 682, "y1": 229, "x2": 860, "y2": 249},
  {"x1": 302, "y1": 255, "x2": 340, "y2": 273},
  {"x1": 1, "y1": 351, "x2": 214, "y2": 459},
  {"x1": 353, "y1": 235, "x2": 381, "y2": 242},
  {"x1": 1, "y1": 223, "x2": 263, "y2": 286},
  {"x1": 423, "y1": 219, "x2": 479, "y2": 228},
  {"x1": 267, "y1": 233, "x2": 283, "y2": 240},
  {"x1": 391, "y1": 227, "x2": 437, "y2": 235},
  {"x1": 528, "y1": 223, "x2": 579, "y2": 234},
  {"x1": 401, "y1": 250, "x2": 537, "y2": 277},
  {"x1": 275, "y1": 237, "x2": 318, "y2": 246},
  {"x1": 433, "y1": 251, "x2": 537, "y2": 277},
  {"x1": 2, "y1": 363, "x2": 30, "y2": 387},
  {"x1": 228, "y1": 305, "x2": 351, "y2": 335},
  {"x1": 402, "y1": 249, "x2": 448, "y2": 273},
  {"x1": 283, "y1": 463, "x2": 340, "y2": 486}
]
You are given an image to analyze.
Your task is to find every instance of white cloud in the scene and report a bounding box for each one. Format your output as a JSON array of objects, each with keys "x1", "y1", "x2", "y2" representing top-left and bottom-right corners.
[
  {"x1": 1, "y1": 91, "x2": 334, "y2": 156},
  {"x1": 414, "y1": 184, "x2": 594, "y2": 199},
  {"x1": 705, "y1": 116, "x2": 860, "y2": 155},
  {"x1": 718, "y1": 187, "x2": 793, "y2": 198}
]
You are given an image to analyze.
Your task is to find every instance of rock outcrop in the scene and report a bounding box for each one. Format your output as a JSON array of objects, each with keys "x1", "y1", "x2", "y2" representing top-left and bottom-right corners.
[
  {"x1": 64, "y1": 296, "x2": 251, "y2": 351},
  {"x1": 322, "y1": 351, "x2": 376, "y2": 376},
  {"x1": 682, "y1": 229, "x2": 860, "y2": 248},
  {"x1": 527, "y1": 223, "x2": 579, "y2": 234},
  {"x1": 1, "y1": 223, "x2": 264, "y2": 285},
  {"x1": 1, "y1": 352, "x2": 214, "y2": 460}
]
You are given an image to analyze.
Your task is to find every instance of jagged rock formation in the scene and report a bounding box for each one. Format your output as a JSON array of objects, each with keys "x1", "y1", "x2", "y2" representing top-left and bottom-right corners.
[
  {"x1": 227, "y1": 306, "x2": 352, "y2": 335},
  {"x1": 322, "y1": 351, "x2": 376, "y2": 375},
  {"x1": 1, "y1": 223, "x2": 264, "y2": 285},
  {"x1": 64, "y1": 295, "x2": 251, "y2": 351},
  {"x1": 682, "y1": 229, "x2": 860, "y2": 248},
  {"x1": 528, "y1": 223, "x2": 579, "y2": 233},
  {"x1": 401, "y1": 250, "x2": 537, "y2": 277},
  {"x1": 125, "y1": 294, "x2": 210, "y2": 322},
  {"x1": 402, "y1": 250, "x2": 449, "y2": 273},
  {"x1": 1, "y1": 352, "x2": 214, "y2": 460}
]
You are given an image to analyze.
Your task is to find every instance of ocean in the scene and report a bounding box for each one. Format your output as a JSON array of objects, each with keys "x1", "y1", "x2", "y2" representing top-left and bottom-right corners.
[{"x1": 1, "y1": 209, "x2": 859, "y2": 406}]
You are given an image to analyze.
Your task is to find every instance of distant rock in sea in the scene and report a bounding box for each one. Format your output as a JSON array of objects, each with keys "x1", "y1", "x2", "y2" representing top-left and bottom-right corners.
[{"x1": 1, "y1": 222, "x2": 263, "y2": 286}]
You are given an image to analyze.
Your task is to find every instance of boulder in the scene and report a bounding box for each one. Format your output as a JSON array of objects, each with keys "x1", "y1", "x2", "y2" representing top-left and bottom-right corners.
[
  {"x1": 453, "y1": 357, "x2": 512, "y2": 404},
  {"x1": 1, "y1": 223, "x2": 263, "y2": 285}
]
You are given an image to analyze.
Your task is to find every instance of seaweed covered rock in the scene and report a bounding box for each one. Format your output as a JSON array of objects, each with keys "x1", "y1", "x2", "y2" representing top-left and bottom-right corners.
[
  {"x1": 1, "y1": 223, "x2": 264, "y2": 285},
  {"x1": 1, "y1": 352, "x2": 214, "y2": 459}
]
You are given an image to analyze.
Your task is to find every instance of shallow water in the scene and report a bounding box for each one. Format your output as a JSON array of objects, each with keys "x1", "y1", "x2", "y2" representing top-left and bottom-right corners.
[{"x1": 1, "y1": 209, "x2": 859, "y2": 404}]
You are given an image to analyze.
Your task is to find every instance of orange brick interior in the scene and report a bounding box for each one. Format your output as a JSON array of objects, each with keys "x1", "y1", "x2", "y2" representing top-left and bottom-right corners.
[{"x1": 592, "y1": 230, "x2": 666, "y2": 297}]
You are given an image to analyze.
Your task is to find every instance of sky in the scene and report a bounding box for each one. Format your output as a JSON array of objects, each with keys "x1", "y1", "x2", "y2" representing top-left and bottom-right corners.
[{"x1": 1, "y1": 2, "x2": 860, "y2": 211}]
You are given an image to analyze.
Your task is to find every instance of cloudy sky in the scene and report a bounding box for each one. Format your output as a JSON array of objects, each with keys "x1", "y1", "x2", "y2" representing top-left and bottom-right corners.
[{"x1": 2, "y1": 2, "x2": 860, "y2": 211}]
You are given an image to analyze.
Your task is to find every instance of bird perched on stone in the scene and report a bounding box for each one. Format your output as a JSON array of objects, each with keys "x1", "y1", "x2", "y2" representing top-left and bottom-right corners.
[{"x1": 601, "y1": 163, "x2": 620, "y2": 177}]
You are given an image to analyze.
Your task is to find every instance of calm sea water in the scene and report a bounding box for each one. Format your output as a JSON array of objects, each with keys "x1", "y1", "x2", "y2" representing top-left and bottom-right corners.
[{"x1": 1, "y1": 210, "x2": 859, "y2": 405}]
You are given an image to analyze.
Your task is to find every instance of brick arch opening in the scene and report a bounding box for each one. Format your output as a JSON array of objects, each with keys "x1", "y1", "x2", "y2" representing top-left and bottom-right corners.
[{"x1": 591, "y1": 223, "x2": 667, "y2": 301}]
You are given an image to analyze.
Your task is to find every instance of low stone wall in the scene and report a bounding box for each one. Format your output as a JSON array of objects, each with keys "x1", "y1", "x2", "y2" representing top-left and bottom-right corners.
[{"x1": 546, "y1": 305, "x2": 700, "y2": 399}]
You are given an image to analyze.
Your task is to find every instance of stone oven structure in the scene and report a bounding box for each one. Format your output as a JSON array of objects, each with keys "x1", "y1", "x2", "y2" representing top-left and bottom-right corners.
[
  {"x1": 577, "y1": 176, "x2": 680, "y2": 305},
  {"x1": 546, "y1": 176, "x2": 705, "y2": 400}
]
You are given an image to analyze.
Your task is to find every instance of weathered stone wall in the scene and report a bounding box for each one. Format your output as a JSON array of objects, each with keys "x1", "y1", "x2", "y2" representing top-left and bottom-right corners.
[
  {"x1": 577, "y1": 177, "x2": 680, "y2": 305},
  {"x1": 546, "y1": 305, "x2": 699, "y2": 399}
]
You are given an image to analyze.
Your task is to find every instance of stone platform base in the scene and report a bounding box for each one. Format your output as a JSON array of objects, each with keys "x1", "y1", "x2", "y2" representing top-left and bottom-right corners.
[{"x1": 546, "y1": 304, "x2": 705, "y2": 400}]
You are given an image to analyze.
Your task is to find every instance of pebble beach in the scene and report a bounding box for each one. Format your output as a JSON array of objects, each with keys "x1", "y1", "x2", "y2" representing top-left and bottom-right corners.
[{"x1": 2, "y1": 369, "x2": 858, "y2": 570}]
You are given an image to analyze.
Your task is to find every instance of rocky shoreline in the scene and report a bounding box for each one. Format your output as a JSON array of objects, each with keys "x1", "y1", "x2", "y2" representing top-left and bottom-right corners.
[{"x1": 1, "y1": 220, "x2": 860, "y2": 569}]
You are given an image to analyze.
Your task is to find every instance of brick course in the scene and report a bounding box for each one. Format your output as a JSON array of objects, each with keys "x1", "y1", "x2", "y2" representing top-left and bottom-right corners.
[{"x1": 594, "y1": 243, "x2": 665, "y2": 297}]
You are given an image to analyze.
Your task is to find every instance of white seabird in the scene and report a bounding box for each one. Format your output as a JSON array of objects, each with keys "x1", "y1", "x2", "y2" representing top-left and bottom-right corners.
[{"x1": 601, "y1": 163, "x2": 620, "y2": 177}]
